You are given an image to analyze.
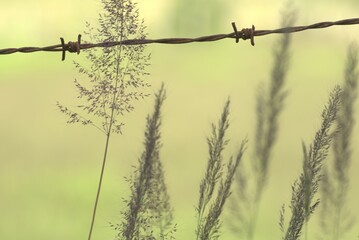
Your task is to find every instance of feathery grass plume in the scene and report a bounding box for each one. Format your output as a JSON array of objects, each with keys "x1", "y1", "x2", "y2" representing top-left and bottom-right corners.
[
  {"x1": 283, "y1": 86, "x2": 342, "y2": 240},
  {"x1": 320, "y1": 43, "x2": 358, "y2": 240},
  {"x1": 228, "y1": 2, "x2": 296, "y2": 239},
  {"x1": 57, "y1": 0, "x2": 150, "y2": 239},
  {"x1": 254, "y1": 3, "x2": 296, "y2": 189},
  {"x1": 196, "y1": 99, "x2": 247, "y2": 240},
  {"x1": 117, "y1": 84, "x2": 174, "y2": 240},
  {"x1": 199, "y1": 143, "x2": 247, "y2": 240}
]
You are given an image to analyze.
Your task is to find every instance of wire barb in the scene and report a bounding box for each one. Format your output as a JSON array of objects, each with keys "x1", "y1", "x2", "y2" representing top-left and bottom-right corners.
[
  {"x1": 60, "y1": 34, "x2": 82, "y2": 61},
  {"x1": 241, "y1": 25, "x2": 255, "y2": 46},
  {"x1": 232, "y1": 22, "x2": 240, "y2": 43},
  {"x1": 1, "y1": 18, "x2": 359, "y2": 61}
]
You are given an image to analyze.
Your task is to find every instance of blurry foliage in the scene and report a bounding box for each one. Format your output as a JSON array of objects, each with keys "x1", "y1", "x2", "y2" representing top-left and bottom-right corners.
[
  {"x1": 320, "y1": 43, "x2": 358, "y2": 240},
  {"x1": 228, "y1": 2, "x2": 296, "y2": 239},
  {"x1": 170, "y1": 0, "x2": 236, "y2": 34}
]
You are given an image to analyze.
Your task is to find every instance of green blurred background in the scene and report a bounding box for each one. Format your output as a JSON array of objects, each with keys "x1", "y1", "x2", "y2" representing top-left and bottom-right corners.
[{"x1": 1, "y1": 0, "x2": 359, "y2": 239}]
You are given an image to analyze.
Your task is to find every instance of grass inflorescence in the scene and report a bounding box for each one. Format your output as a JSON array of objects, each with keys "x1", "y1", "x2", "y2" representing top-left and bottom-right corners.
[
  {"x1": 57, "y1": 0, "x2": 151, "y2": 239},
  {"x1": 281, "y1": 86, "x2": 342, "y2": 240},
  {"x1": 195, "y1": 99, "x2": 247, "y2": 240},
  {"x1": 115, "y1": 84, "x2": 174, "y2": 240}
]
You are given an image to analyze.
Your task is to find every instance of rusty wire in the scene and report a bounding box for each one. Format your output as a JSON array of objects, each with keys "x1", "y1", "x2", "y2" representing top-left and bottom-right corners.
[{"x1": 1, "y1": 17, "x2": 359, "y2": 61}]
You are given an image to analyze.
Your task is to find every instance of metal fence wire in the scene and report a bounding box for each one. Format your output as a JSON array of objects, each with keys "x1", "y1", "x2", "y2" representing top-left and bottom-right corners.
[{"x1": 1, "y1": 18, "x2": 359, "y2": 61}]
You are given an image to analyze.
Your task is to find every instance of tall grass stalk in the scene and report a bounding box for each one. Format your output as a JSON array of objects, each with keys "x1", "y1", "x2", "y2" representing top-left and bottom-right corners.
[
  {"x1": 282, "y1": 86, "x2": 342, "y2": 240},
  {"x1": 57, "y1": 0, "x2": 150, "y2": 239},
  {"x1": 196, "y1": 100, "x2": 247, "y2": 240},
  {"x1": 320, "y1": 43, "x2": 358, "y2": 240},
  {"x1": 116, "y1": 84, "x2": 173, "y2": 240},
  {"x1": 229, "y1": 3, "x2": 296, "y2": 238}
]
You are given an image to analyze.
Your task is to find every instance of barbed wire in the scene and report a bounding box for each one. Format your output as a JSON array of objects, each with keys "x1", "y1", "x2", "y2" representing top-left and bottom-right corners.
[{"x1": 1, "y1": 17, "x2": 359, "y2": 61}]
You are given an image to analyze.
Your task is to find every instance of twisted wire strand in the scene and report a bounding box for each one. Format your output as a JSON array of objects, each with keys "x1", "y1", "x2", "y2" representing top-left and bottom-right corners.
[{"x1": 1, "y1": 17, "x2": 359, "y2": 61}]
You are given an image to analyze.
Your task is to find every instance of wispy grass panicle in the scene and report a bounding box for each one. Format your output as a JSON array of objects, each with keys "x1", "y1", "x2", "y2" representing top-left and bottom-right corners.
[
  {"x1": 200, "y1": 142, "x2": 247, "y2": 240},
  {"x1": 283, "y1": 86, "x2": 342, "y2": 240},
  {"x1": 57, "y1": 0, "x2": 151, "y2": 239},
  {"x1": 320, "y1": 43, "x2": 358, "y2": 240},
  {"x1": 229, "y1": 2, "x2": 296, "y2": 239},
  {"x1": 59, "y1": 0, "x2": 150, "y2": 134},
  {"x1": 196, "y1": 99, "x2": 247, "y2": 240},
  {"x1": 118, "y1": 84, "x2": 174, "y2": 240},
  {"x1": 197, "y1": 100, "x2": 230, "y2": 221},
  {"x1": 118, "y1": 84, "x2": 174, "y2": 239}
]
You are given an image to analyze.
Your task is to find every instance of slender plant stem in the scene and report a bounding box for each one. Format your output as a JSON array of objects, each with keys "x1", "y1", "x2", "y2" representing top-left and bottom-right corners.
[
  {"x1": 88, "y1": 132, "x2": 112, "y2": 240},
  {"x1": 87, "y1": 7, "x2": 124, "y2": 239},
  {"x1": 87, "y1": 78, "x2": 119, "y2": 240}
]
